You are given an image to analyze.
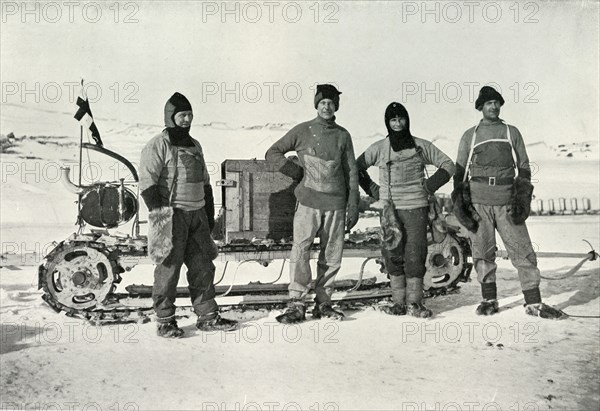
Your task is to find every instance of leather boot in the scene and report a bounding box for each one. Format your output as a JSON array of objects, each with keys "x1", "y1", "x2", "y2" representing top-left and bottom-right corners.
[
  {"x1": 383, "y1": 275, "x2": 407, "y2": 316},
  {"x1": 476, "y1": 299, "x2": 499, "y2": 316},
  {"x1": 196, "y1": 314, "x2": 238, "y2": 332},
  {"x1": 157, "y1": 320, "x2": 184, "y2": 338},
  {"x1": 525, "y1": 303, "x2": 566, "y2": 319},
  {"x1": 312, "y1": 301, "x2": 344, "y2": 320},
  {"x1": 406, "y1": 277, "x2": 433, "y2": 318},
  {"x1": 275, "y1": 300, "x2": 307, "y2": 324}
]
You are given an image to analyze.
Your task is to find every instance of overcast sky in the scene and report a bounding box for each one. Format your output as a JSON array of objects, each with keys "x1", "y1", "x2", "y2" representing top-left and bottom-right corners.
[{"x1": 1, "y1": 1, "x2": 599, "y2": 144}]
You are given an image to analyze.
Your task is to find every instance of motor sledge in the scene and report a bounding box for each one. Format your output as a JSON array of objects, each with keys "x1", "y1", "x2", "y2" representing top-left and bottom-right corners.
[{"x1": 38, "y1": 148, "x2": 473, "y2": 323}]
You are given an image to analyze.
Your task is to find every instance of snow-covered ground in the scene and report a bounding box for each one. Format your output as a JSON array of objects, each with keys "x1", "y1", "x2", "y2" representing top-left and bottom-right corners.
[
  {"x1": 1, "y1": 103, "x2": 599, "y2": 410},
  {"x1": 1, "y1": 219, "x2": 599, "y2": 410}
]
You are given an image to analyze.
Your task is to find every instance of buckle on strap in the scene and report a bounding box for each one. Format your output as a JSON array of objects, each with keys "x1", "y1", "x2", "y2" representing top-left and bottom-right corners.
[{"x1": 488, "y1": 177, "x2": 496, "y2": 186}]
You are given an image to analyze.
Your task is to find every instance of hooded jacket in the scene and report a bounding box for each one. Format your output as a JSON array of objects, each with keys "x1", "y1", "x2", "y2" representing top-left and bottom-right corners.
[{"x1": 139, "y1": 94, "x2": 211, "y2": 212}]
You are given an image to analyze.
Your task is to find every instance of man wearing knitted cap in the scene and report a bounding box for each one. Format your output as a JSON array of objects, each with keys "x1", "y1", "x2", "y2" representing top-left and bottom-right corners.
[
  {"x1": 139, "y1": 92, "x2": 237, "y2": 337},
  {"x1": 266, "y1": 84, "x2": 359, "y2": 323},
  {"x1": 357, "y1": 102, "x2": 455, "y2": 318},
  {"x1": 452, "y1": 86, "x2": 564, "y2": 319}
]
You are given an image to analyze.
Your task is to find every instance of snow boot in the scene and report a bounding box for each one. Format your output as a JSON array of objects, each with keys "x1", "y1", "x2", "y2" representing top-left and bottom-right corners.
[
  {"x1": 406, "y1": 303, "x2": 433, "y2": 318},
  {"x1": 312, "y1": 301, "x2": 344, "y2": 320},
  {"x1": 406, "y1": 277, "x2": 433, "y2": 318},
  {"x1": 383, "y1": 274, "x2": 407, "y2": 315},
  {"x1": 382, "y1": 303, "x2": 407, "y2": 316},
  {"x1": 276, "y1": 300, "x2": 307, "y2": 324},
  {"x1": 525, "y1": 303, "x2": 567, "y2": 319},
  {"x1": 476, "y1": 299, "x2": 499, "y2": 316},
  {"x1": 157, "y1": 320, "x2": 184, "y2": 338},
  {"x1": 196, "y1": 314, "x2": 238, "y2": 332}
]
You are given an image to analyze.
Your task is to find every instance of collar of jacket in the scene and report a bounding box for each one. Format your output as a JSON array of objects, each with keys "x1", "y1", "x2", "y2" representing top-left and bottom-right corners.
[
  {"x1": 479, "y1": 118, "x2": 504, "y2": 126},
  {"x1": 313, "y1": 115, "x2": 337, "y2": 128}
]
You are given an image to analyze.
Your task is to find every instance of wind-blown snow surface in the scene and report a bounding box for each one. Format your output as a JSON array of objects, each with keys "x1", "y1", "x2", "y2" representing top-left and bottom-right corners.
[{"x1": 1, "y1": 104, "x2": 599, "y2": 410}]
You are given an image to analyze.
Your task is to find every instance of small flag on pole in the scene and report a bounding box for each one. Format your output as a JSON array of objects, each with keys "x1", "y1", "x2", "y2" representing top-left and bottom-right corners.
[{"x1": 74, "y1": 80, "x2": 103, "y2": 146}]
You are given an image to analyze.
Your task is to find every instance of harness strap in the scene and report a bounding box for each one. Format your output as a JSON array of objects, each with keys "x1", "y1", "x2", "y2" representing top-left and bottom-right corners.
[
  {"x1": 168, "y1": 145, "x2": 179, "y2": 207},
  {"x1": 463, "y1": 121, "x2": 518, "y2": 182},
  {"x1": 387, "y1": 143, "x2": 393, "y2": 201}
]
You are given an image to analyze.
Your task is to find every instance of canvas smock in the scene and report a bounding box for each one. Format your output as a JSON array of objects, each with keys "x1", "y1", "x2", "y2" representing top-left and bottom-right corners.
[
  {"x1": 139, "y1": 131, "x2": 211, "y2": 211},
  {"x1": 357, "y1": 137, "x2": 455, "y2": 209},
  {"x1": 455, "y1": 119, "x2": 531, "y2": 206}
]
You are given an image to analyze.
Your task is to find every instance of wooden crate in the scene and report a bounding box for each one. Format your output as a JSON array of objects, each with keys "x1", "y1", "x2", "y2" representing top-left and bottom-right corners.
[{"x1": 218, "y1": 159, "x2": 298, "y2": 243}]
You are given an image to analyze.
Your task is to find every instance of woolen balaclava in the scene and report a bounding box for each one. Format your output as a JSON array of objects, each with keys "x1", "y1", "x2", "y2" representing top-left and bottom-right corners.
[
  {"x1": 314, "y1": 84, "x2": 342, "y2": 111},
  {"x1": 385, "y1": 102, "x2": 415, "y2": 152},
  {"x1": 475, "y1": 86, "x2": 505, "y2": 110},
  {"x1": 164, "y1": 92, "x2": 193, "y2": 146}
]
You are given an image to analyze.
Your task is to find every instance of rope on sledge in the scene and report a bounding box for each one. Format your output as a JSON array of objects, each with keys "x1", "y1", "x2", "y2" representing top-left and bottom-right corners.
[{"x1": 540, "y1": 240, "x2": 599, "y2": 281}]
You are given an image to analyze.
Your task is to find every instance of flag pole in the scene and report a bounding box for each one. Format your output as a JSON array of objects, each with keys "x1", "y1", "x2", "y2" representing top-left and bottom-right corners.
[
  {"x1": 77, "y1": 124, "x2": 83, "y2": 227},
  {"x1": 78, "y1": 125, "x2": 83, "y2": 188}
]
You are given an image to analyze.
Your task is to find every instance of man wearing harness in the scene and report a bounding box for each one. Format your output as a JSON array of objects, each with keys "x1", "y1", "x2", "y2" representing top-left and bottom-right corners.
[
  {"x1": 452, "y1": 86, "x2": 563, "y2": 319},
  {"x1": 357, "y1": 102, "x2": 455, "y2": 318},
  {"x1": 139, "y1": 92, "x2": 238, "y2": 337}
]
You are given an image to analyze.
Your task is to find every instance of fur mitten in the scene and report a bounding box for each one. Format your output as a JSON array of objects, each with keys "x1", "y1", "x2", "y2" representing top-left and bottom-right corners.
[
  {"x1": 508, "y1": 176, "x2": 534, "y2": 225},
  {"x1": 378, "y1": 199, "x2": 403, "y2": 250},
  {"x1": 148, "y1": 206, "x2": 173, "y2": 264},
  {"x1": 451, "y1": 181, "x2": 481, "y2": 233}
]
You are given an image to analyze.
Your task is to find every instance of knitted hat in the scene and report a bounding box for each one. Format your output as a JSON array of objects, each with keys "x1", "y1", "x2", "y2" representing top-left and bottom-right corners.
[
  {"x1": 475, "y1": 86, "x2": 504, "y2": 110},
  {"x1": 164, "y1": 92, "x2": 193, "y2": 128},
  {"x1": 314, "y1": 84, "x2": 342, "y2": 110}
]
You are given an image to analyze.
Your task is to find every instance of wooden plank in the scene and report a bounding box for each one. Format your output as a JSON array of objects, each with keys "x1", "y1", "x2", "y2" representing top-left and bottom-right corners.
[
  {"x1": 0, "y1": 246, "x2": 385, "y2": 267},
  {"x1": 215, "y1": 288, "x2": 392, "y2": 306},
  {"x1": 242, "y1": 172, "x2": 252, "y2": 231},
  {"x1": 224, "y1": 170, "x2": 241, "y2": 242},
  {"x1": 223, "y1": 159, "x2": 291, "y2": 176}
]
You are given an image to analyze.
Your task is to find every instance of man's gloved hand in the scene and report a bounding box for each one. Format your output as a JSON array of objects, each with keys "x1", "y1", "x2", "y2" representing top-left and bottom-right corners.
[
  {"x1": 424, "y1": 168, "x2": 451, "y2": 195},
  {"x1": 204, "y1": 184, "x2": 215, "y2": 231},
  {"x1": 358, "y1": 169, "x2": 380, "y2": 200},
  {"x1": 141, "y1": 185, "x2": 167, "y2": 212},
  {"x1": 280, "y1": 156, "x2": 304, "y2": 182},
  {"x1": 369, "y1": 182, "x2": 380, "y2": 200},
  {"x1": 346, "y1": 202, "x2": 359, "y2": 231}
]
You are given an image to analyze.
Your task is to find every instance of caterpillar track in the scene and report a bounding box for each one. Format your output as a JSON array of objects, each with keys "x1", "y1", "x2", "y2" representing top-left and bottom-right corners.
[{"x1": 38, "y1": 228, "x2": 473, "y2": 324}]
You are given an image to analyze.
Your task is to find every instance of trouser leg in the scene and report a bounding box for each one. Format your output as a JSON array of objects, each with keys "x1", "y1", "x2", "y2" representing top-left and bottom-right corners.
[
  {"x1": 185, "y1": 208, "x2": 218, "y2": 318},
  {"x1": 153, "y1": 209, "x2": 188, "y2": 321},
  {"x1": 495, "y1": 205, "x2": 541, "y2": 304},
  {"x1": 397, "y1": 207, "x2": 429, "y2": 279},
  {"x1": 470, "y1": 204, "x2": 499, "y2": 300},
  {"x1": 289, "y1": 203, "x2": 321, "y2": 300},
  {"x1": 393, "y1": 207, "x2": 429, "y2": 304},
  {"x1": 314, "y1": 208, "x2": 345, "y2": 303}
]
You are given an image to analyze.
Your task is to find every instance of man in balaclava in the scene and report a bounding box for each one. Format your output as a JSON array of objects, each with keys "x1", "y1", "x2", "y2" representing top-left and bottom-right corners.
[
  {"x1": 266, "y1": 84, "x2": 359, "y2": 323},
  {"x1": 139, "y1": 92, "x2": 237, "y2": 337},
  {"x1": 357, "y1": 102, "x2": 455, "y2": 318},
  {"x1": 452, "y1": 86, "x2": 564, "y2": 319}
]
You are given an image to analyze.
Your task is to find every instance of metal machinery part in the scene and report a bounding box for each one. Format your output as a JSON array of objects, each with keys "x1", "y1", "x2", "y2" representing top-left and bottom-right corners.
[
  {"x1": 41, "y1": 242, "x2": 119, "y2": 312},
  {"x1": 424, "y1": 233, "x2": 472, "y2": 291}
]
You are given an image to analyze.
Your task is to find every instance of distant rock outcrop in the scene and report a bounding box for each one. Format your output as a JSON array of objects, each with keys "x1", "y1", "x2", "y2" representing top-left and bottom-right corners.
[
  {"x1": 1, "y1": 132, "x2": 16, "y2": 153},
  {"x1": 527, "y1": 140, "x2": 598, "y2": 160}
]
